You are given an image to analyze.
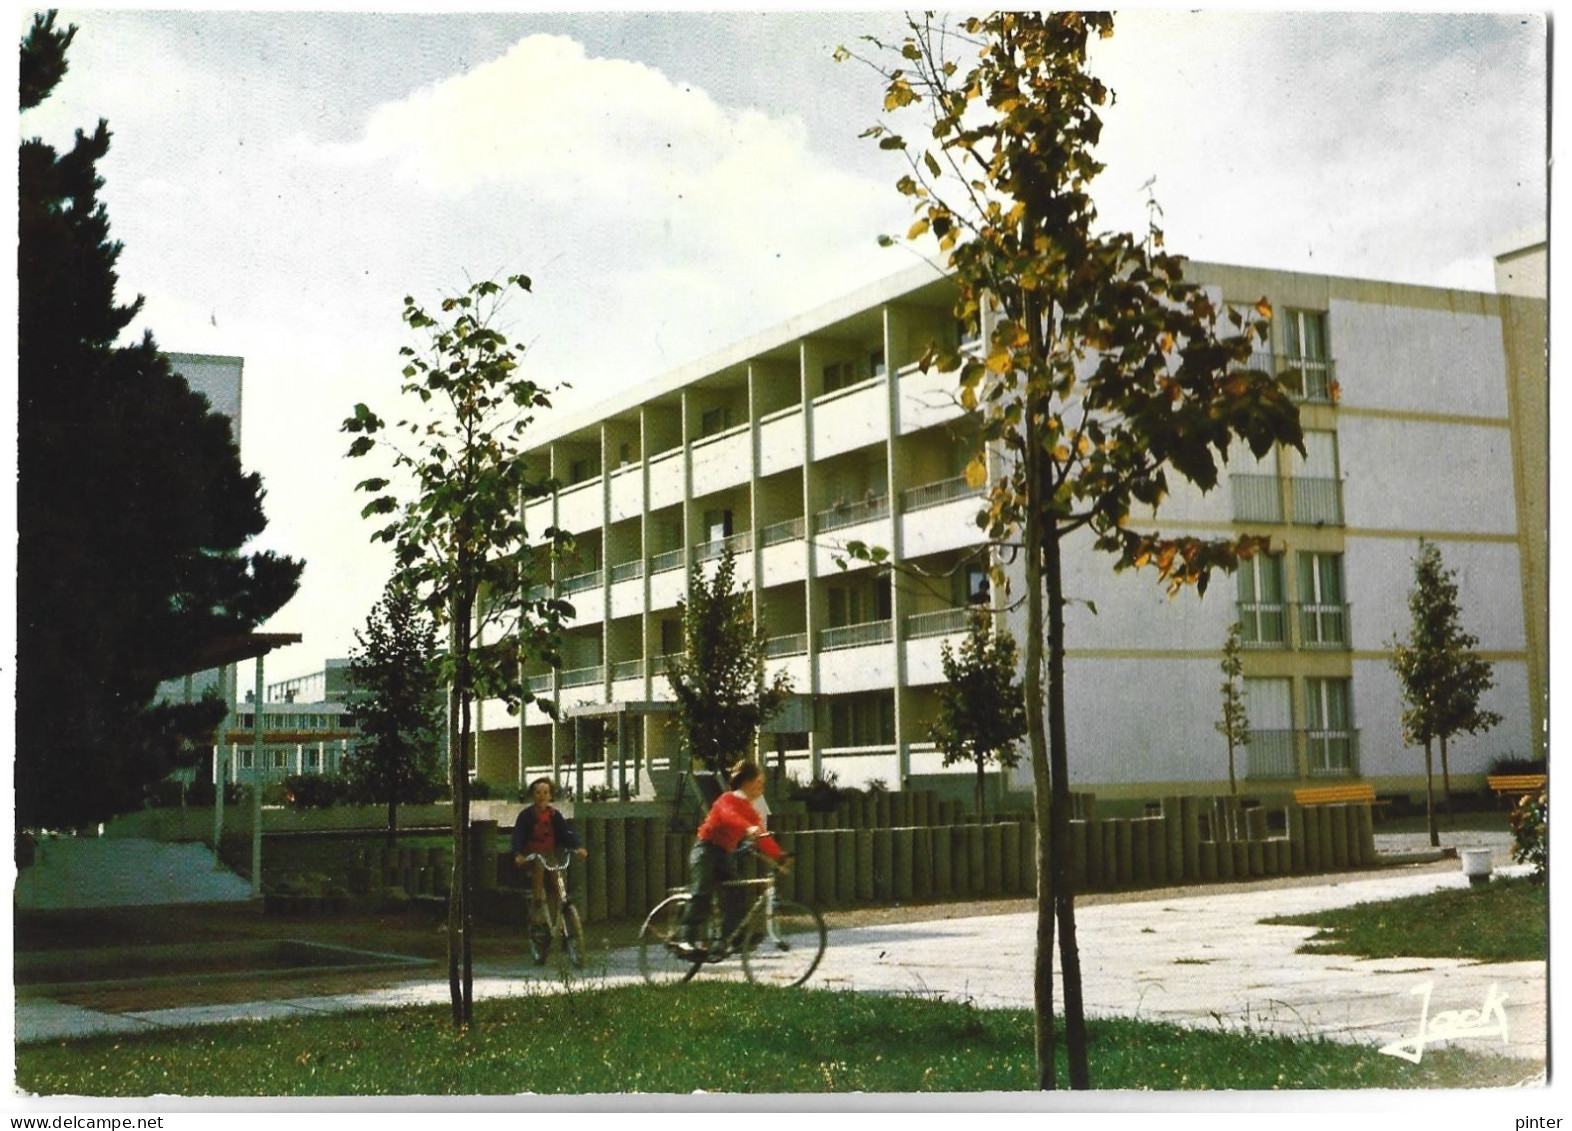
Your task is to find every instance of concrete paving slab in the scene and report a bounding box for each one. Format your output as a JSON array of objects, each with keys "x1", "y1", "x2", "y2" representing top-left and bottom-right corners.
[
  {"x1": 15, "y1": 1000, "x2": 154, "y2": 1042},
  {"x1": 15, "y1": 837, "x2": 252, "y2": 910}
]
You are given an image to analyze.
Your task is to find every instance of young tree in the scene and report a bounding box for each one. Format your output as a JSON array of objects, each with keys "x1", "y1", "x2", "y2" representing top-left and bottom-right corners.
[
  {"x1": 1389, "y1": 540, "x2": 1500, "y2": 844},
  {"x1": 930, "y1": 612, "x2": 1027, "y2": 817},
  {"x1": 665, "y1": 546, "x2": 793, "y2": 775},
  {"x1": 1215, "y1": 622, "x2": 1251, "y2": 796},
  {"x1": 343, "y1": 273, "x2": 570, "y2": 1029},
  {"x1": 842, "y1": 13, "x2": 1302, "y2": 1088},
  {"x1": 346, "y1": 578, "x2": 445, "y2": 846},
  {"x1": 17, "y1": 11, "x2": 302, "y2": 830}
]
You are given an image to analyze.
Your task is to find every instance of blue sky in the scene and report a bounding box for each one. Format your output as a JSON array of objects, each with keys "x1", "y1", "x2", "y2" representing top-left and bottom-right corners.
[{"x1": 17, "y1": 8, "x2": 1549, "y2": 683}]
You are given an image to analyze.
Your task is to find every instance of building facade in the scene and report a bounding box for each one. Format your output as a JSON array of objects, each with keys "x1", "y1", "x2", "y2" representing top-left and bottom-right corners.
[{"x1": 472, "y1": 257, "x2": 1546, "y2": 804}]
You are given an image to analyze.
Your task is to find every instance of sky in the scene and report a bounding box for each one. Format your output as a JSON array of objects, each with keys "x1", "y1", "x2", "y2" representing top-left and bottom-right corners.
[{"x1": 17, "y1": 7, "x2": 1550, "y2": 689}]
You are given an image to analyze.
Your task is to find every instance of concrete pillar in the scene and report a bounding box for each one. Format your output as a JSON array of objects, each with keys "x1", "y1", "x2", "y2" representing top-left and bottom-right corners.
[
  {"x1": 1316, "y1": 805, "x2": 1335, "y2": 871},
  {"x1": 967, "y1": 821, "x2": 985, "y2": 894},
  {"x1": 912, "y1": 827, "x2": 933, "y2": 900},
  {"x1": 1181, "y1": 797, "x2": 1201, "y2": 880},
  {"x1": 1232, "y1": 841, "x2": 1249, "y2": 878},
  {"x1": 872, "y1": 828, "x2": 893, "y2": 899},
  {"x1": 1329, "y1": 804, "x2": 1350, "y2": 869},
  {"x1": 1001, "y1": 822, "x2": 1022, "y2": 894},
  {"x1": 834, "y1": 829, "x2": 857, "y2": 903},
  {"x1": 585, "y1": 817, "x2": 608, "y2": 922},
  {"x1": 892, "y1": 827, "x2": 914, "y2": 901},
  {"x1": 1248, "y1": 839, "x2": 1265, "y2": 876},
  {"x1": 982, "y1": 823, "x2": 1003, "y2": 896},
  {"x1": 1116, "y1": 819, "x2": 1135, "y2": 886},
  {"x1": 1068, "y1": 820, "x2": 1088, "y2": 888},
  {"x1": 1198, "y1": 840, "x2": 1218, "y2": 881},
  {"x1": 795, "y1": 832, "x2": 818, "y2": 905},
  {"x1": 470, "y1": 820, "x2": 499, "y2": 891},
  {"x1": 816, "y1": 828, "x2": 838, "y2": 903},
  {"x1": 1287, "y1": 805, "x2": 1306, "y2": 872},
  {"x1": 1354, "y1": 803, "x2": 1376, "y2": 866},
  {"x1": 1130, "y1": 819, "x2": 1149, "y2": 886}
]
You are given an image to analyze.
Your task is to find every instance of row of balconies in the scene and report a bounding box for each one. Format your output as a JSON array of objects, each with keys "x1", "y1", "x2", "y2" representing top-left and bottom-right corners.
[{"x1": 1238, "y1": 601, "x2": 1351, "y2": 649}]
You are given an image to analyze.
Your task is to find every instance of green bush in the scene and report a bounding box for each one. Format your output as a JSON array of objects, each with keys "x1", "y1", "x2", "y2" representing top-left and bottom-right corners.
[
  {"x1": 790, "y1": 771, "x2": 842, "y2": 813},
  {"x1": 1509, "y1": 785, "x2": 1547, "y2": 881},
  {"x1": 1490, "y1": 755, "x2": 1546, "y2": 776},
  {"x1": 282, "y1": 774, "x2": 349, "y2": 810},
  {"x1": 469, "y1": 777, "x2": 494, "y2": 801},
  {"x1": 185, "y1": 779, "x2": 248, "y2": 807}
]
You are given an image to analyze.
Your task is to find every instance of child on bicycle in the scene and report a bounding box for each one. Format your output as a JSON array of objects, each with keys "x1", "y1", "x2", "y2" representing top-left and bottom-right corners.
[
  {"x1": 678, "y1": 759, "x2": 787, "y2": 958},
  {"x1": 511, "y1": 777, "x2": 588, "y2": 925}
]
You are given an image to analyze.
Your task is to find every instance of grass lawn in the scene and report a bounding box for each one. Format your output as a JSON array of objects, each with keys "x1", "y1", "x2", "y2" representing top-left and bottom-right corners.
[
  {"x1": 1263, "y1": 876, "x2": 1547, "y2": 963},
  {"x1": 15, "y1": 983, "x2": 1530, "y2": 1096}
]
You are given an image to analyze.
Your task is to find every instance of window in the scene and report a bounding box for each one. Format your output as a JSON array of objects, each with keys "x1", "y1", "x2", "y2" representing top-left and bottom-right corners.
[
  {"x1": 1282, "y1": 309, "x2": 1331, "y2": 400},
  {"x1": 618, "y1": 441, "x2": 633, "y2": 467},
  {"x1": 703, "y1": 508, "x2": 733, "y2": 543},
  {"x1": 568, "y1": 457, "x2": 595, "y2": 485},
  {"x1": 1236, "y1": 554, "x2": 1286, "y2": 645},
  {"x1": 822, "y1": 361, "x2": 852, "y2": 395},
  {"x1": 1304, "y1": 678, "x2": 1354, "y2": 774},
  {"x1": 1291, "y1": 431, "x2": 1342, "y2": 525},
  {"x1": 1243, "y1": 678, "x2": 1295, "y2": 779},
  {"x1": 829, "y1": 692, "x2": 895, "y2": 747},
  {"x1": 660, "y1": 619, "x2": 682, "y2": 656},
  {"x1": 868, "y1": 348, "x2": 886, "y2": 379},
  {"x1": 699, "y1": 406, "x2": 732, "y2": 438},
  {"x1": 1297, "y1": 552, "x2": 1347, "y2": 646},
  {"x1": 1229, "y1": 439, "x2": 1282, "y2": 523}
]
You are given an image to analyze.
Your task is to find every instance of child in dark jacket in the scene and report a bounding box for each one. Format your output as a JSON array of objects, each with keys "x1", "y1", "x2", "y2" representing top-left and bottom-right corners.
[{"x1": 511, "y1": 777, "x2": 587, "y2": 923}]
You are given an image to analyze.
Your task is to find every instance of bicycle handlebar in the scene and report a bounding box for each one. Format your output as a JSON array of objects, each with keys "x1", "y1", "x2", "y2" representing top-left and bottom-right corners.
[{"x1": 519, "y1": 850, "x2": 576, "y2": 871}]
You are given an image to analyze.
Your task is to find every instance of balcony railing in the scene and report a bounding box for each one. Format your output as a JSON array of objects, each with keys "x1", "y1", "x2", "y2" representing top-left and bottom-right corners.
[
  {"x1": 816, "y1": 493, "x2": 890, "y2": 533},
  {"x1": 650, "y1": 654, "x2": 677, "y2": 676},
  {"x1": 1297, "y1": 601, "x2": 1351, "y2": 648},
  {"x1": 525, "y1": 672, "x2": 554, "y2": 694},
  {"x1": 650, "y1": 547, "x2": 686, "y2": 575},
  {"x1": 765, "y1": 633, "x2": 808, "y2": 658},
  {"x1": 560, "y1": 665, "x2": 604, "y2": 689},
  {"x1": 760, "y1": 516, "x2": 806, "y2": 547},
  {"x1": 905, "y1": 606, "x2": 974, "y2": 640},
  {"x1": 819, "y1": 619, "x2": 893, "y2": 651},
  {"x1": 1291, "y1": 477, "x2": 1344, "y2": 526},
  {"x1": 559, "y1": 569, "x2": 603, "y2": 596},
  {"x1": 900, "y1": 474, "x2": 979, "y2": 513},
  {"x1": 1306, "y1": 728, "x2": 1359, "y2": 776},
  {"x1": 1237, "y1": 602, "x2": 1288, "y2": 648},
  {"x1": 696, "y1": 530, "x2": 753, "y2": 563},
  {"x1": 1246, "y1": 727, "x2": 1360, "y2": 778},
  {"x1": 1232, "y1": 351, "x2": 1337, "y2": 404},
  {"x1": 610, "y1": 559, "x2": 644, "y2": 584},
  {"x1": 1231, "y1": 474, "x2": 1283, "y2": 523},
  {"x1": 611, "y1": 659, "x2": 645, "y2": 682},
  {"x1": 1244, "y1": 728, "x2": 1297, "y2": 780}
]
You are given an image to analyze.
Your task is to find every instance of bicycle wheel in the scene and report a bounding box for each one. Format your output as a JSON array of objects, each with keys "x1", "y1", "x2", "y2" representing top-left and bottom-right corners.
[
  {"x1": 741, "y1": 898, "x2": 826, "y2": 988},
  {"x1": 561, "y1": 902, "x2": 586, "y2": 969},
  {"x1": 526, "y1": 900, "x2": 551, "y2": 965},
  {"x1": 638, "y1": 894, "x2": 702, "y2": 985}
]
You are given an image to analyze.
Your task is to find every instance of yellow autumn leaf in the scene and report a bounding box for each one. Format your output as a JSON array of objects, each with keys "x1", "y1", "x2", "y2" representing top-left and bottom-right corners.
[{"x1": 965, "y1": 457, "x2": 988, "y2": 488}]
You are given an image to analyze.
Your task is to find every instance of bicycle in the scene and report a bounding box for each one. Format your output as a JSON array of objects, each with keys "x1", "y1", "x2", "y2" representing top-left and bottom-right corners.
[
  {"x1": 637, "y1": 847, "x2": 826, "y2": 988},
  {"x1": 519, "y1": 850, "x2": 586, "y2": 969}
]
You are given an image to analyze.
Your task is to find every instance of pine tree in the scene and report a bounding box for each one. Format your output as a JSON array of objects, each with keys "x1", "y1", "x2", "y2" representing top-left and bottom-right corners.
[
  {"x1": 17, "y1": 12, "x2": 301, "y2": 830},
  {"x1": 665, "y1": 546, "x2": 792, "y2": 775},
  {"x1": 930, "y1": 611, "x2": 1027, "y2": 816},
  {"x1": 345, "y1": 580, "x2": 445, "y2": 846}
]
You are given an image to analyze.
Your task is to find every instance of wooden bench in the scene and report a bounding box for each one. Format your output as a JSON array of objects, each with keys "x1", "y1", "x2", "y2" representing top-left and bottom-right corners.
[
  {"x1": 1486, "y1": 774, "x2": 1546, "y2": 806},
  {"x1": 1293, "y1": 782, "x2": 1391, "y2": 821}
]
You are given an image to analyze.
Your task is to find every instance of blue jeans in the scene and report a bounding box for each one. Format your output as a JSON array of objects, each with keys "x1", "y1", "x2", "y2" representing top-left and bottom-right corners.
[{"x1": 681, "y1": 840, "x2": 743, "y2": 944}]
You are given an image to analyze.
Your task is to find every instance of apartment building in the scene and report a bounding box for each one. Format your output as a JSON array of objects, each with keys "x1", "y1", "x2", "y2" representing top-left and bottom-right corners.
[{"x1": 472, "y1": 256, "x2": 1546, "y2": 804}]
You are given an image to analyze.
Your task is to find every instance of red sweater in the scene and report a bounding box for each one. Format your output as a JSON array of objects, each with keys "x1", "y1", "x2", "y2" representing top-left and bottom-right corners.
[{"x1": 697, "y1": 792, "x2": 784, "y2": 859}]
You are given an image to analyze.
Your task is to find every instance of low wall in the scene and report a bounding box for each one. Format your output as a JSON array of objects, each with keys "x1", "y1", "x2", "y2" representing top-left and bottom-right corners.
[{"x1": 349, "y1": 795, "x2": 1378, "y2": 925}]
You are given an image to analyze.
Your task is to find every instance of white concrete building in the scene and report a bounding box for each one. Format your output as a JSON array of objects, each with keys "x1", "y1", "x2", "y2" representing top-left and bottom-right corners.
[{"x1": 472, "y1": 257, "x2": 1545, "y2": 806}]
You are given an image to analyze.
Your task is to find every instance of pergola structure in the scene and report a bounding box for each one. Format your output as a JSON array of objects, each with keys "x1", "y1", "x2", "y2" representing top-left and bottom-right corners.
[
  {"x1": 561, "y1": 699, "x2": 674, "y2": 802},
  {"x1": 163, "y1": 631, "x2": 301, "y2": 898}
]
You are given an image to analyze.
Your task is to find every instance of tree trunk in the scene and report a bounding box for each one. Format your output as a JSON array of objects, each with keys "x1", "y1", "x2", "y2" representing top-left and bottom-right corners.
[
  {"x1": 1044, "y1": 526, "x2": 1089, "y2": 1090},
  {"x1": 1424, "y1": 738, "x2": 1438, "y2": 848},
  {"x1": 446, "y1": 666, "x2": 465, "y2": 1028},
  {"x1": 1227, "y1": 738, "x2": 1237, "y2": 796},
  {"x1": 386, "y1": 798, "x2": 398, "y2": 850},
  {"x1": 1439, "y1": 735, "x2": 1454, "y2": 823},
  {"x1": 976, "y1": 756, "x2": 986, "y2": 820},
  {"x1": 1023, "y1": 406, "x2": 1057, "y2": 1091}
]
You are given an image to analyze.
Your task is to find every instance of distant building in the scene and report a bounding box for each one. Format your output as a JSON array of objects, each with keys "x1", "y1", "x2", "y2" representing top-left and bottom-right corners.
[{"x1": 474, "y1": 256, "x2": 1545, "y2": 804}]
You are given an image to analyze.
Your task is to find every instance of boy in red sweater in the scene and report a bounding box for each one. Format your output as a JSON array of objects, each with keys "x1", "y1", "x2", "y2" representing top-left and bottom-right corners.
[{"x1": 678, "y1": 759, "x2": 787, "y2": 956}]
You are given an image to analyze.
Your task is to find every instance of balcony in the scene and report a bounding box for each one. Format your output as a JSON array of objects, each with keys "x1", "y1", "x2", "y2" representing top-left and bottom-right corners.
[
  {"x1": 816, "y1": 493, "x2": 890, "y2": 533},
  {"x1": 650, "y1": 547, "x2": 686, "y2": 575},
  {"x1": 1291, "y1": 477, "x2": 1344, "y2": 526},
  {"x1": 1234, "y1": 351, "x2": 1337, "y2": 405},
  {"x1": 696, "y1": 530, "x2": 752, "y2": 563},
  {"x1": 610, "y1": 559, "x2": 644, "y2": 584},
  {"x1": 900, "y1": 474, "x2": 979, "y2": 513},
  {"x1": 1237, "y1": 602, "x2": 1288, "y2": 649},
  {"x1": 1246, "y1": 728, "x2": 1360, "y2": 779},
  {"x1": 905, "y1": 606, "x2": 973, "y2": 640},
  {"x1": 611, "y1": 659, "x2": 645, "y2": 681},
  {"x1": 559, "y1": 569, "x2": 603, "y2": 596},
  {"x1": 819, "y1": 619, "x2": 893, "y2": 652},
  {"x1": 560, "y1": 665, "x2": 604, "y2": 690},
  {"x1": 525, "y1": 672, "x2": 554, "y2": 694},
  {"x1": 1231, "y1": 474, "x2": 1283, "y2": 523},
  {"x1": 1297, "y1": 601, "x2": 1351, "y2": 648},
  {"x1": 760, "y1": 516, "x2": 806, "y2": 547},
  {"x1": 765, "y1": 633, "x2": 808, "y2": 658}
]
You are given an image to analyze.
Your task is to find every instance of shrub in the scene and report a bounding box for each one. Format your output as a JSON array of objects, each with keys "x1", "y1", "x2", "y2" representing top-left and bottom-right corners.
[
  {"x1": 584, "y1": 784, "x2": 615, "y2": 803},
  {"x1": 186, "y1": 779, "x2": 249, "y2": 807},
  {"x1": 282, "y1": 773, "x2": 349, "y2": 810},
  {"x1": 1490, "y1": 755, "x2": 1547, "y2": 776},
  {"x1": 1509, "y1": 786, "x2": 1547, "y2": 881},
  {"x1": 469, "y1": 777, "x2": 494, "y2": 801},
  {"x1": 790, "y1": 772, "x2": 842, "y2": 814}
]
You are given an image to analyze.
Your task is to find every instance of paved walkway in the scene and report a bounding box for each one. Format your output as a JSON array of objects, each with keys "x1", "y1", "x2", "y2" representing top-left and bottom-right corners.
[
  {"x1": 16, "y1": 849, "x2": 1546, "y2": 1075},
  {"x1": 14, "y1": 837, "x2": 252, "y2": 910}
]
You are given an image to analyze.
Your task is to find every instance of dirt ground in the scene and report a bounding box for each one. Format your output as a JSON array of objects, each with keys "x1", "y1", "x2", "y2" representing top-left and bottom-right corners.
[{"x1": 13, "y1": 856, "x2": 1462, "y2": 1016}]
